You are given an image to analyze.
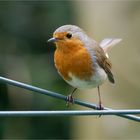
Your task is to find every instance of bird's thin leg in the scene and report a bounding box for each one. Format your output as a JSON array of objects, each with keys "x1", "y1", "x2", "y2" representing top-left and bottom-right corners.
[
  {"x1": 97, "y1": 86, "x2": 104, "y2": 110},
  {"x1": 66, "y1": 88, "x2": 77, "y2": 107}
]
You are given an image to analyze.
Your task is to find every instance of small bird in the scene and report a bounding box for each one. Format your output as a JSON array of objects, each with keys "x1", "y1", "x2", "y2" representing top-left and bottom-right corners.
[{"x1": 48, "y1": 25, "x2": 121, "y2": 109}]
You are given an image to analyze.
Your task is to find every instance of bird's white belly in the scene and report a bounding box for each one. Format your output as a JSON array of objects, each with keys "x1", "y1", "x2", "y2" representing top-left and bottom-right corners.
[{"x1": 66, "y1": 67, "x2": 107, "y2": 89}]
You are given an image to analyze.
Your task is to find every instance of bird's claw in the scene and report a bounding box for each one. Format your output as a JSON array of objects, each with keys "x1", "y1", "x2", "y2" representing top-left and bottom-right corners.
[
  {"x1": 97, "y1": 101, "x2": 104, "y2": 110},
  {"x1": 66, "y1": 94, "x2": 74, "y2": 107},
  {"x1": 97, "y1": 103, "x2": 104, "y2": 117}
]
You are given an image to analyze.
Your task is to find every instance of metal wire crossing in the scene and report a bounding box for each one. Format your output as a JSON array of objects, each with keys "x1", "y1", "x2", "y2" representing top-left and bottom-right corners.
[{"x1": 0, "y1": 76, "x2": 140, "y2": 122}]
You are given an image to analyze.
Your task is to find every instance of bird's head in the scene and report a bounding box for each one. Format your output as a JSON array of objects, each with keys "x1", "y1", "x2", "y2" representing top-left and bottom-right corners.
[{"x1": 48, "y1": 25, "x2": 88, "y2": 49}]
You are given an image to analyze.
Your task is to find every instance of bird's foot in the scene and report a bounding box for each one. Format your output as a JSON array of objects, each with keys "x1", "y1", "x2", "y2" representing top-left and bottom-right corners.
[
  {"x1": 66, "y1": 94, "x2": 74, "y2": 107},
  {"x1": 97, "y1": 102, "x2": 104, "y2": 110},
  {"x1": 96, "y1": 103, "x2": 104, "y2": 117}
]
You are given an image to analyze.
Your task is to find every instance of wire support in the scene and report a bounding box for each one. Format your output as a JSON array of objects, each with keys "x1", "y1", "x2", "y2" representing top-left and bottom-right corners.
[
  {"x1": 0, "y1": 110, "x2": 139, "y2": 117},
  {"x1": 0, "y1": 76, "x2": 140, "y2": 122}
]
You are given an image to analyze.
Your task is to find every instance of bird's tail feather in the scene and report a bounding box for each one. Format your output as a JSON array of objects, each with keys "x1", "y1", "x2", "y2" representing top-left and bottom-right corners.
[{"x1": 100, "y1": 38, "x2": 122, "y2": 58}]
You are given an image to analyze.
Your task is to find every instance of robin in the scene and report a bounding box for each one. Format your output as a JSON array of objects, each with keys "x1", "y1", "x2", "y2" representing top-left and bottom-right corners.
[{"x1": 48, "y1": 25, "x2": 121, "y2": 109}]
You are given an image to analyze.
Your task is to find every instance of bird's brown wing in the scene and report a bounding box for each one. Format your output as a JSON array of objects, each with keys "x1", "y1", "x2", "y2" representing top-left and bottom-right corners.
[{"x1": 93, "y1": 45, "x2": 115, "y2": 84}]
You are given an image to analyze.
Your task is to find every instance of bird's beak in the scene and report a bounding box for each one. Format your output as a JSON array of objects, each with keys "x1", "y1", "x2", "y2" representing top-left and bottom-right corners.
[{"x1": 47, "y1": 37, "x2": 58, "y2": 43}]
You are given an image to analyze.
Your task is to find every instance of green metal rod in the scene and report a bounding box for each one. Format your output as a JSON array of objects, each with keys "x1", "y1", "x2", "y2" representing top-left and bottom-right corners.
[{"x1": 0, "y1": 76, "x2": 140, "y2": 122}]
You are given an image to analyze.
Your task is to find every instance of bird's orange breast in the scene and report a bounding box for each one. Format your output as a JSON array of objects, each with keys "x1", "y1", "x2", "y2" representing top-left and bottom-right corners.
[{"x1": 54, "y1": 41, "x2": 94, "y2": 81}]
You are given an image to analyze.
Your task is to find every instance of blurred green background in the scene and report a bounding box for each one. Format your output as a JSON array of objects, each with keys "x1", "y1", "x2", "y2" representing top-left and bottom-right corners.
[{"x1": 0, "y1": 0, "x2": 140, "y2": 139}]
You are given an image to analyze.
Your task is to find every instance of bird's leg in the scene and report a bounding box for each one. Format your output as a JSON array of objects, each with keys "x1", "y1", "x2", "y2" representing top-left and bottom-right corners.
[
  {"x1": 97, "y1": 86, "x2": 104, "y2": 110},
  {"x1": 66, "y1": 88, "x2": 77, "y2": 107}
]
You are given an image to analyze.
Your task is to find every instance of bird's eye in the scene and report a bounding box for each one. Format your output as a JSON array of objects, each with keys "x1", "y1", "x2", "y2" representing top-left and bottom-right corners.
[{"x1": 66, "y1": 33, "x2": 72, "y2": 39}]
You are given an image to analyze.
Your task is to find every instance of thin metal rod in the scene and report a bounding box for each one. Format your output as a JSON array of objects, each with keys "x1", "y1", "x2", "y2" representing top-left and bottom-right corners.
[
  {"x1": 0, "y1": 76, "x2": 140, "y2": 122},
  {"x1": 0, "y1": 110, "x2": 140, "y2": 117}
]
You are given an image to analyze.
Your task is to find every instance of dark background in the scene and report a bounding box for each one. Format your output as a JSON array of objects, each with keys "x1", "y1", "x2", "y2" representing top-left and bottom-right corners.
[{"x1": 0, "y1": 1, "x2": 76, "y2": 139}]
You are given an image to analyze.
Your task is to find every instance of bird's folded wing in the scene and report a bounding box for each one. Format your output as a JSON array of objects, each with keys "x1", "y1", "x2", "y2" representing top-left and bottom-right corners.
[{"x1": 93, "y1": 46, "x2": 115, "y2": 84}]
